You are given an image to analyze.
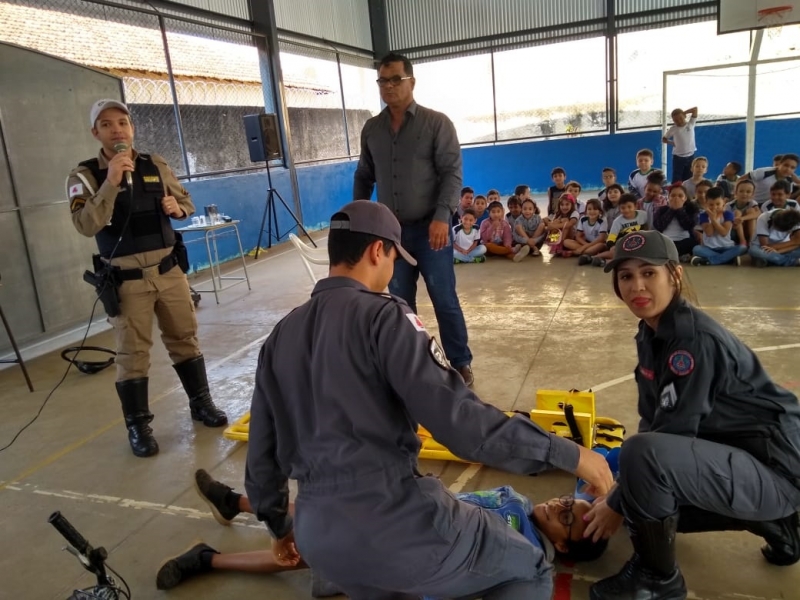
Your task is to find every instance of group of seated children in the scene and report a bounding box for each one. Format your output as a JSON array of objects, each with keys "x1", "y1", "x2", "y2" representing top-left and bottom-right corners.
[{"x1": 452, "y1": 150, "x2": 800, "y2": 268}]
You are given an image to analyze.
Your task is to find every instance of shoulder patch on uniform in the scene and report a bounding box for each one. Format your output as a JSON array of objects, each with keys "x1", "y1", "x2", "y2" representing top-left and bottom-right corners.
[
  {"x1": 406, "y1": 313, "x2": 427, "y2": 332},
  {"x1": 668, "y1": 350, "x2": 695, "y2": 376},
  {"x1": 68, "y1": 183, "x2": 84, "y2": 198},
  {"x1": 429, "y1": 337, "x2": 449, "y2": 370},
  {"x1": 621, "y1": 232, "x2": 646, "y2": 252},
  {"x1": 660, "y1": 382, "x2": 678, "y2": 411}
]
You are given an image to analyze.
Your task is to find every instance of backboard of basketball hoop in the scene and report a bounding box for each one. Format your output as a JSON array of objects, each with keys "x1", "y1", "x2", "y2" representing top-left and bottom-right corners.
[{"x1": 718, "y1": 0, "x2": 800, "y2": 34}]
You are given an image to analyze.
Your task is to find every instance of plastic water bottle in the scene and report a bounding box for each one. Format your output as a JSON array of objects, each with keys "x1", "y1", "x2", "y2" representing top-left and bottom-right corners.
[{"x1": 575, "y1": 446, "x2": 620, "y2": 502}]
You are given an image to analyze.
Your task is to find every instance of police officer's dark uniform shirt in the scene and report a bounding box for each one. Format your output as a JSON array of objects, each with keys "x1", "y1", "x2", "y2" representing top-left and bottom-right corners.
[
  {"x1": 245, "y1": 277, "x2": 578, "y2": 592},
  {"x1": 608, "y1": 298, "x2": 800, "y2": 511},
  {"x1": 353, "y1": 101, "x2": 461, "y2": 224}
]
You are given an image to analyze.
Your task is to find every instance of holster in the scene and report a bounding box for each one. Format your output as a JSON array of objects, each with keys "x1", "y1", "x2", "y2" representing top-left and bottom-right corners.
[
  {"x1": 173, "y1": 231, "x2": 190, "y2": 274},
  {"x1": 83, "y1": 254, "x2": 121, "y2": 318}
]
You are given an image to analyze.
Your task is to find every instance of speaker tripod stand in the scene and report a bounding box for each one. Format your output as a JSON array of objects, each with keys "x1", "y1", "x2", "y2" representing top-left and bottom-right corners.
[{"x1": 254, "y1": 161, "x2": 316, "y2": 259}]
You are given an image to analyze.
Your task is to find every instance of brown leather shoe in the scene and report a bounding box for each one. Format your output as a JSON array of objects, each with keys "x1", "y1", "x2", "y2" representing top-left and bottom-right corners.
[{"x1": 458, "y1": 365, "x2": 474, "y2": 387}]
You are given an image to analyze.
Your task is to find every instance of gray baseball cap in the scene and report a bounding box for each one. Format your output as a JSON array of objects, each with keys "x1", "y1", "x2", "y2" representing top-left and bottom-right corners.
[
  {"x1": 330, "y1": 200, "x2": 417, "y2": 266},
  {"x1": 90, "y1": 99, "x2": 130, "y2": 126},
  {"x1": 603, "y1": 230, "x2": 680, "y2": 272}
]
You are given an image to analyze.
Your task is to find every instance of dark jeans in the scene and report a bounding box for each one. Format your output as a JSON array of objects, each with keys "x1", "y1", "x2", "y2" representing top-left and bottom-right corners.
[
  {"x1": 673, "y1": 236, "x2": 697, "y2": 257},
  {"x1": 672, "y1": 153, "x2": 695, "y2": 183},
  {"x1": 390, "y1": 221, "x2": 472, "y2": 368}
]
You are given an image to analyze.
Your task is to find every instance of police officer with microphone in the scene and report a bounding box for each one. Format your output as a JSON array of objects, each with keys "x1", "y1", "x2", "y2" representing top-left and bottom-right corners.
[{"x1": 66, "y1": 99, "x2": 227, "y2": 457}]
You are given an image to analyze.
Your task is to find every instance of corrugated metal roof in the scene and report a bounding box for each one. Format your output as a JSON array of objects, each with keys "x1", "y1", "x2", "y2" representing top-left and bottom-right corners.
[
  {"x1": 387, "y1": 0, "x2": 607, "y2": 51},
  {"x1": 616, "y1": 0, "x2": 710, "y2": 15},
  {"x1": 273, "y1": 0, "x2": 372, "y2": 51},
  {"x1": 616, "y1": 3, "x2": 716, "y2": 32}
]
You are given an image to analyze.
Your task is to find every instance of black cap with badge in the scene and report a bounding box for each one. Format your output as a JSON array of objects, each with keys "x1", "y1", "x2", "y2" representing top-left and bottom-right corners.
[
  {"x1": 603, "y1": 230, "x2": 680, "y2": 273},
  {"x1": 330, "y1": 200, "x2": 417, "y2": 266}
]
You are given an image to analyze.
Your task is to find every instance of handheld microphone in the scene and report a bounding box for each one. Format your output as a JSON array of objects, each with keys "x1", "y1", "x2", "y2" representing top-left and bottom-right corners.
[{"x1": 113, "y1": 142, "x2": 132, "y2": 187}]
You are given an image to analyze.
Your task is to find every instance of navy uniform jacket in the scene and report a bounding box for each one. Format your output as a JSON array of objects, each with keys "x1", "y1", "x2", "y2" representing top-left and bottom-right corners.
[
  {"x1": 609, "y1": 298, "x2": 800, "y2": 511},
  {"x1": 245, "y1": 277, "x2": 578, "y2": 590}
]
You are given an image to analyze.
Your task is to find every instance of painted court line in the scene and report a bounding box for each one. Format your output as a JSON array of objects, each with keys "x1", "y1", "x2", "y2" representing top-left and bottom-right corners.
[
  {"x1": 4, "y1": 483, "x2": 262, "y2": 530},
  {"x1": 0, "y1": 333, "x2": 270, "y2": 492},
  {"x1": 448, "y1": 463, "x2": 482, "y2": 493},
  {"x1": 587, "y1": 342, "x2": 800, "y2": 394}
]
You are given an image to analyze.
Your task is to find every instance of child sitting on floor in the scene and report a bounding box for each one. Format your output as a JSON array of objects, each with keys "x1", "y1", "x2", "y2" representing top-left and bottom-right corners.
[
  {"x1": 513, "y1": 198, "x2": 546, "y2": 257},
  {"x1": 592, "y1": 193, "x2": 648, "y2": 267},
  {"x1": 506, "y1": 195, "x2": 522, "y2": 229},
  {"x1": 453, "y1": 208, "x2": 487, "y2": 263},
  {"x1": 726, "y1": 179, "x2": 760, "y2": 246},
  {"x1": 637, "y1": 170, "x2": 668, "y2": 229},
  {"x1": 544, "y1": 193, "x2": 580, "y2": 257},
  {"x1": 598, "y1": 168, "x2": 617, "y2": 204},
  {"x1": 602, "y1": 183, "x2": 625, "y2": 225},
  {"x1": 473, "y1": 194, "x2": 490, "y2": 225},
  {"x1": 565, "y1": 181, "x2": 585, "y2": 214},
  {"x1": 653, "y1": 182, "x2": 699, "y2": 261},
  {"x1": 481, "y1": 200, "x2": 529, "y2": 261},
  {"x1": 761, "y1": 180, "x2": 800, "y2": 213},
  {"x1": 690, "y1": 187, "x2": 747, "y2": 266},
  {"x1": 564, "y1": 199, "x2": 609, "y2": 264},
  {"x1": 749, "y1": 208, "x2": 800, "y2": 267},
  {"x1": 715, "y1": 161, "x2": 741, "y2": 199}
]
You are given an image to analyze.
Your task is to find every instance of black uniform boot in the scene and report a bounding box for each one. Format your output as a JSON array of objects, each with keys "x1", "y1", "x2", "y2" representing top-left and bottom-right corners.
[
  {"x1": 590, "y1": 514, "x2": 687, "y2": 600},
  {"x1": 172, "y1": 356, "x2": 228, "y2": 427},
  {"x1": 116, "y1": 378, "x2": 159, "y2": 458},
  {"x1": 747, "y1": 512, "x2": 800, "y2": 566}
]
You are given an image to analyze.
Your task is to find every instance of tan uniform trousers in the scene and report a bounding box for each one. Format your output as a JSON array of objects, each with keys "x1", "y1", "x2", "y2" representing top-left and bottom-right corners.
[{"x1": 110, "y1": 247, "x2": 200, "y2": 381}]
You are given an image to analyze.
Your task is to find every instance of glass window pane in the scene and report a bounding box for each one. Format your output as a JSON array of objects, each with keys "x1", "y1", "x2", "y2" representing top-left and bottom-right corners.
[
  {"x1": 494, "y1": 37, "x2": 608, "y2": 140},
  {"x1": 413, "y1": 54, "x2": 495, "y2": 144},
  {"x1": 280, "y1": 51, "x2": 348, "y2": 162},
  {"x1": 618, "y1": 21, "x2": 750, "y2": 129},
  {"x1": 341, "y1": 63, "x2": 382, "y2": 156}
]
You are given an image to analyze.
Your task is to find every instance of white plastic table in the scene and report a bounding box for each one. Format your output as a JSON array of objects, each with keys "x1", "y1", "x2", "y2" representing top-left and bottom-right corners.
[{"x1": 176, "y1": 220, "x2": 251, "y2": 304}]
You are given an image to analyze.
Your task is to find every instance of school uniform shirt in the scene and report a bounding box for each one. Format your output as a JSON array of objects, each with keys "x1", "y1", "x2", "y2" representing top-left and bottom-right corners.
[
  {"x1": 637, "y1": 195, "x2": 668, "y2": 229},
  {"x1": 682, "y1": 178, "x2": 705, "y2": 200},
  {"x1": 725, "y1": 199, "x2": 758, "y2": 215},
  {"x1": 452, "y1": 224, "x2": 482, "y2": 251},
  {"x1": 605, "y1": 205, "x2": 621, "y2": 226},
  {"x1": 665, "y1": 116, "x2": 697, "y2": 157},
  {"x1": 698, "y1": 210, "x2": 736, "y2": 249},
  {"x1": 575, "y1": 200, "x2": 587, "y2": 215},
  {"x1": 548, "y1": 211, "x2": 580, "y2": 225},
  {"x1": 715, "y1": 174, "x2": 737, "y2": 199},
  {"x1": 761, "y1": 199, "x2": 800, "y2": 213},
  {"x1": 752, "y1": 210, "x2": 800, "y2": 247},
  {"x1": 607, "y1": 210, "x2": 648, "y2": 245},
  {"x1": 628, "y1": 168, "x2": 655, "y2": 200},
  {"x1": 577, "y1": 216, "x2": 608, "y2": 243},
  {"x1": 745, "y1": 168, "x2": 799, "y2": 204}
]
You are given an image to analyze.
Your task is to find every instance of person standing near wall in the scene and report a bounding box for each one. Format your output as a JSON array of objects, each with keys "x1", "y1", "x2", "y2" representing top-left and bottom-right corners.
[
  {"x1": 66, "y1": 99, "x2": 227, "y2": 457},
  {"x1": 353, "y1": 53, "x2": 475, "y2": 385}
]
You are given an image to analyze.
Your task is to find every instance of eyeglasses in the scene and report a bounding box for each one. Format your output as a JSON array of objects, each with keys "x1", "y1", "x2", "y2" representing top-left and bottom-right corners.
[
  {"x1": 557, "y1": 494, "x2": 576, "y2": 539},
  {"x1": 376, "y1": 75, "x2": 412, "y2": 88}
]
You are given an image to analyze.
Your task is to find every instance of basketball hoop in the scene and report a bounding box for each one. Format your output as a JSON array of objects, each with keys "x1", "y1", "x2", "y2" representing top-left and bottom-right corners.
[{"x1": 758, "y1": 5, "x2": 793, "y2": 39}]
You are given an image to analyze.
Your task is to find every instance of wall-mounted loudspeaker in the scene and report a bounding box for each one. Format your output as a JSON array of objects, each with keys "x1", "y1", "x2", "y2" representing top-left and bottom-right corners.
[{"x1": 243, "y1": 113, "x2": 282, "y2": 162}]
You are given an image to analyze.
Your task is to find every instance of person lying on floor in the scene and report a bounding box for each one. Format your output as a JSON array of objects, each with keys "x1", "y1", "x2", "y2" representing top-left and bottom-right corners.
[{"x1": 155, "y1": 469, "x2": 609, "y2": 592}]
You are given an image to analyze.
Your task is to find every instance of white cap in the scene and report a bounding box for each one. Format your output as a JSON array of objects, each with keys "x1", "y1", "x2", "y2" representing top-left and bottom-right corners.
[{"x1": 89, "y1": 99, "x2": 130, "y2": 126}]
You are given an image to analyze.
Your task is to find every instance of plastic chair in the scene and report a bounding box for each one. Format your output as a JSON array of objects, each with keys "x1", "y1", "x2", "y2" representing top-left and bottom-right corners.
[{"x1": 288, "y1": 234, "x2": 328, "y2": 284}]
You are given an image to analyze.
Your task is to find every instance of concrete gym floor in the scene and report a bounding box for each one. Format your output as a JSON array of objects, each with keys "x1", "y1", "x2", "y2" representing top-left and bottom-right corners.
[{"x1": 1, "y1": 232, "x2": 799, "y2": 600}]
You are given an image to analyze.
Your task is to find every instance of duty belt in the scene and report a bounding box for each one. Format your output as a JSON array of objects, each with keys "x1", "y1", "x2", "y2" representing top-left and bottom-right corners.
[{"x1": 114, "y1": 252, "x2": 178, "y2": 281}]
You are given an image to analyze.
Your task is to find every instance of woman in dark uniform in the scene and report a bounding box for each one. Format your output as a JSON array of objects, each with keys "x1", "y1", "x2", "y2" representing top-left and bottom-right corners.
[{"x1": 582, "y1": 230, "x2": 800, "y2": 600}]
